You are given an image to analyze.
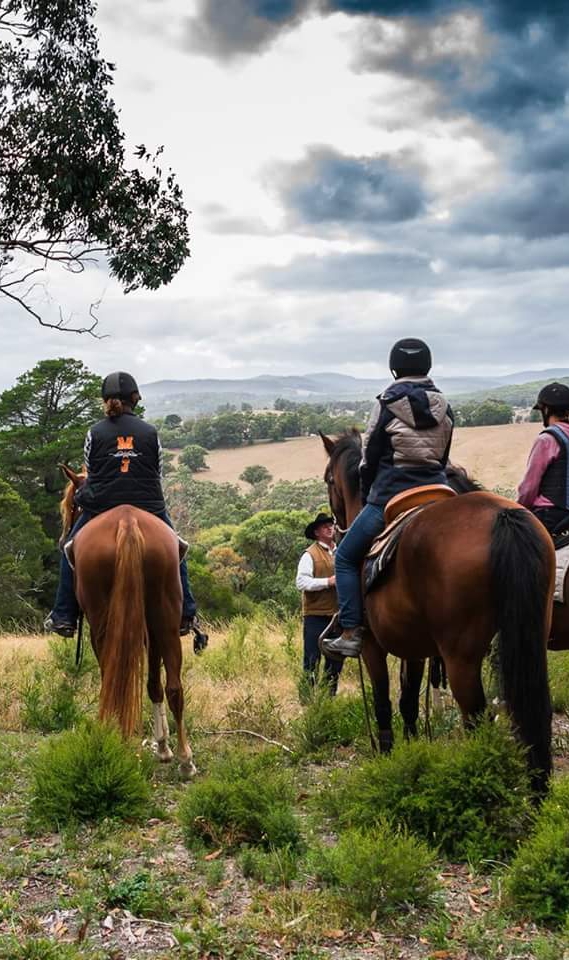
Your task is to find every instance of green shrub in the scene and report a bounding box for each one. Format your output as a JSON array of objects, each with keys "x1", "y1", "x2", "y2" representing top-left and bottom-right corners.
[
  {"x1": 179, "y1": 750, "x2": 302, "y2": 851},
  {"x1": 292, "y1": 690, "x2": 367, "y2": 756},
  {"x1": 0, "y1": 939, "x2": 92, "y2": 960},
  {"x1": 29, "y1": 720, "x2": 152, "y2": 829},
  {"x1": 20, "y1": 636, "x2": 98, "y2": 733},
  {"x1": 239, "y1": 845, "x2": 300, "y2": 888},
  {"x1": 198, "y1": 615, "x2": 274, "y2": 680},
  {"x1": 322, "y1": 721, "x2": 533, "y2": 862},
  {"x1": 308, "y1": 822, "x2": 439, "y2": 918},
  {"x1": 547, "y1": 651, "x2": 569, "y2": 712},
  {"x1": 105, "y1": 870, "x2": 173, "y2": 920},
  {"x1": 505, "y1": 775, "x2": 569, "y2": 926}
]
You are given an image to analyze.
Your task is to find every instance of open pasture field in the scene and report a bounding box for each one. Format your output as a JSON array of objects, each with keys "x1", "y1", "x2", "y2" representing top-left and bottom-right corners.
[
  {"x1": 2, "y1": 623, "x2": 569, "y2": 959},
  {"x1": 196, "y1": 423, "x2": 541, "y2": 491}
]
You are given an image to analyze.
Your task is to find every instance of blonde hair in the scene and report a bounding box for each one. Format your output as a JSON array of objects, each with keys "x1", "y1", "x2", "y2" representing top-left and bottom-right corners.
[{"x1": 104, "y1": 398, "x2": 124, "y2": 418}]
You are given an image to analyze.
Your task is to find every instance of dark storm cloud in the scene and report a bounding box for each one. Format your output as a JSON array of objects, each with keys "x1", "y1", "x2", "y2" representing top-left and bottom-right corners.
[
  {"x1": 184, "y1": 0, "x2": 308, "y2": 58},
  {"x1": 278, "y1": 147, "x2": 427, "y2": 227},
  {"x1": 455, "y1": 170, "x2": 569, "y2": 241}
]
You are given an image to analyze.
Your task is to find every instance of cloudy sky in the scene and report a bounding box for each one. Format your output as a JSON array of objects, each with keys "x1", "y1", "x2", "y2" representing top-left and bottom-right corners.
[{"x1": 2, "y1": 0, "x2": 569, "y2": 389}]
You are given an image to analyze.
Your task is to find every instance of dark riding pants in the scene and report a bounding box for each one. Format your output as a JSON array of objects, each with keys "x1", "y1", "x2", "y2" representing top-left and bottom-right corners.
[
  {"x1": 532, "y1": 506, "x2": 569, "y2": 535},
  {"x1": 51, "y1": 509, "x2": 196, "y2": 624},
  {"x1": 303, "y1": 615, "x2": 343, "y2": 695},
  {"x1": 335, "y1": 503, "x2": 385, "y2": 628}
]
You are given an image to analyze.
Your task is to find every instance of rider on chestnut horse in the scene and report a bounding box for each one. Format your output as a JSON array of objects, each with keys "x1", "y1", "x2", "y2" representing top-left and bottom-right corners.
[
  {"x1": 518, "y1": 382, "x2": 569, "y2": 536},
  {"x1": 45, "y1": 371, "x2": 197, "y2": 638},
  {"x1": 322, "y1": 338, "x2": 454, "y2": 659}
]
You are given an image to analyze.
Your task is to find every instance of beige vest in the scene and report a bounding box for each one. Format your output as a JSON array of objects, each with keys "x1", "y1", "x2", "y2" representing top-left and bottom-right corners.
[{"x1": 302, "y1": 543, "x2": 338, "y2": 617}]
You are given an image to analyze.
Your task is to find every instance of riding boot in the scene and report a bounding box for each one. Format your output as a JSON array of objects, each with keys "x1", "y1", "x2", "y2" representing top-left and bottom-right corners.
[{"x1": 320, "y1": 626, "x2": 365, "y2": 660}]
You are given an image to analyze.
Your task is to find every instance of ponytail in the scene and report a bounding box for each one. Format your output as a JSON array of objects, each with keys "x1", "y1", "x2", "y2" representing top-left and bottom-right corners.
[{"x1": 104, "y1": 398, "x2": 124, "y2": 418}]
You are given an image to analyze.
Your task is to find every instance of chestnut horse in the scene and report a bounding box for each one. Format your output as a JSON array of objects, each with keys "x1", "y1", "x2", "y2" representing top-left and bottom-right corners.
[
  {"x1": 60, "y1": 467, "x2": 195, "y2": 774},
  {"x1": 447, "y1": 464, "x2": 569, "y2": 653},
  {"x1": 320, "y1": 431, "x2": 555, "y2": 792}
]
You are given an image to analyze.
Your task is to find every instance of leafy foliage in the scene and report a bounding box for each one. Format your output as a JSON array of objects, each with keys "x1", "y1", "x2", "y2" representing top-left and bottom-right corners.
[
  {"x1": 0, "y1": 0, "x2": 189, "y2": 327},
  {"x1": 233, "y1": 510, "x2": 309, "y2": 578},
  {"x1": 180, "y1": 444, "x2": 209, "y2": 472},
  {"x1": 321, "y1": 721, "x2": 533, "y2": 862},
  {"x1": 179, "y1": 750, "x2": 302, "y2": 851},
  {"x1": 308, "y1": 823, "x2": 439, "y2": 918},
  {"x1": 105, "y1": 870, "x2": 174, "y2": 920},
  {"x1": 240, "y1": 464, "x2": 272, "y2": 486},
  {"x1": 454, "y1": 399, "x2": 514, "y2": 426},
  {"x1": 292, "y1": 690, "x2": 368, "y2": 757},
  {"x1": 0, "y1": 477, "x2": 49, "y2": 624},
  {"x1": 239, "y1": 845, "x2": 300, "y2": 888},
  {"x1": 505, "y1": 776, "x2": 569, "y2": 926},
  {"x1": 0, "y1": 358, "x2": 101, "y2": 537},
  {"x1": 29, "y1": 720, "x2": 152, "y2": 828}
]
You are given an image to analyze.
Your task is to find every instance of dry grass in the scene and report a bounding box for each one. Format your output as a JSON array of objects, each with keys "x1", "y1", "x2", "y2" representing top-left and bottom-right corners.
[{"x1": 195, "y1": 422, "x2": 541, "y2": 491}]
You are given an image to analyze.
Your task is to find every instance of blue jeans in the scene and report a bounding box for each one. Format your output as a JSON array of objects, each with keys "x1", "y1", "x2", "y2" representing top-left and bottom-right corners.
[
  {"x1": 335, "y1": 503, "x2": 385, "y2": 628},
  {"x1": 52, "y1": 509, "x2": 196, "y2": 624},
  {"x1": 303, "y1": 615, "x2": 343, "y2": 694}
]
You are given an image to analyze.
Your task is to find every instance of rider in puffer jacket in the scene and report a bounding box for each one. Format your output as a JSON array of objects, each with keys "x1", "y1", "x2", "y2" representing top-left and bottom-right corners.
[{"x1": 322, "y1": 338, "x2": 454, "y2": 659}]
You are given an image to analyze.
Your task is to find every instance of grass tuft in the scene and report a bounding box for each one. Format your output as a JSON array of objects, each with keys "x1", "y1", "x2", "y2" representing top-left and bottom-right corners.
[
  {"x1": 29, "y1": 720, "x2": 152, "y2": 829},
  {"x1": 307, "y1": 822, "x2": 439, "y2": 919},
  {"x1": 292, "y1": 688, "x2": 367, "y2": 756}
]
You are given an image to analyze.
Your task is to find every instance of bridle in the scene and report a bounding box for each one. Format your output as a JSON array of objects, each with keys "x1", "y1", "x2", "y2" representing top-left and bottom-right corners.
[{"x1": 324, "y1": 463, "x2": 349, "y2": 539}]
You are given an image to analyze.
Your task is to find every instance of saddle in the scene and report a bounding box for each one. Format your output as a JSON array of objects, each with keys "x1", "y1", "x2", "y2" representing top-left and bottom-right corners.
[{"x1": 364, "y1": 485, "x2": 457, "y2": 594}]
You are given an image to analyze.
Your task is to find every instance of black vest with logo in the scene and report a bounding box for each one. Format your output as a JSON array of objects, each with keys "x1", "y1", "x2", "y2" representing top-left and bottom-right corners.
[
  {"x1": 75, "y1": 413, "x2": 166, "y2": 515},
  {"x1": 540, "y1": 425, "x2": 569, "y2": 510}
]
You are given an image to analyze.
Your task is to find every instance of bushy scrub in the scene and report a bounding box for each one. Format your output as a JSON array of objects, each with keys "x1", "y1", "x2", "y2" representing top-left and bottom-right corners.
[
  {"x1": 240, "y1": 845, "x2": 300, "y2": 888},
  {"x1": 547, "y1": 651, "x2": 569, "y2": 713},
  {"x1": 105, "y1": 870, "x2": 173, "y2": 920},
  {"x1": 0, "y1": 939, "x2": 93, "y2": 960},
  {"x1": 29, "y1": 720, "x2": 152, "y2": 829},
  {"x1": 179, "y1": 750, "x2": 302, "y2": 851},
  {"x1": 505, "y1": 775, "x2": 569, "y2": 926},
  {"x1": 197, "y1": 615, "x2": 275, "y2": 681},
  {"x1": 321, "y1": 721, "x2": 533, "y2": 862},
  {"x1": 20, "y1": 636, "x2": 98, "y2": 733},
  {"x1": 292, "y1": 690, "x2": 367, "y2": 757},
  {"x1": 308, "y1": 822, "x2": 439, "y2": 918}
]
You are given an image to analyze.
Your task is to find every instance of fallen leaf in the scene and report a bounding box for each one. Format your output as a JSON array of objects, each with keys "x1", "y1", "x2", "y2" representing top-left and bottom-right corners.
[
  {"x1": 323, "y1": 929, "x2": 345, "y2": 939},
  {"x1": 204, "y1": 848, "x2": 223, "y2": 861},
  {"x1": 101, "y1": 915, "x2": 114, "y2": 932},
  {"x1": 467, "y1": 894, "x2": 481, "y2": 913}
]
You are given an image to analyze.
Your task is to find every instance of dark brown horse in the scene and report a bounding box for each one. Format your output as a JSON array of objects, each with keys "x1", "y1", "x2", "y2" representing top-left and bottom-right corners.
[
  {"x1": 447, "y1": 463, "x2": 569, "y2": 653},
  {"x1": 60, "y1": 467, "x2": 195, "y2": 774},
  {"x1": 321, "y1": 431, "x2": 555, "y2": 792}
]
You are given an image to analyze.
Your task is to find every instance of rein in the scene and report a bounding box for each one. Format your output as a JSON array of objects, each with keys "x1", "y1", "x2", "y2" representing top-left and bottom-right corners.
[
  {"x1": 357, "y1": 654, "x2": 379, "y2": 754},
  {"x1": 75, "y1": 611, "x2": 84, "y2": 670}
]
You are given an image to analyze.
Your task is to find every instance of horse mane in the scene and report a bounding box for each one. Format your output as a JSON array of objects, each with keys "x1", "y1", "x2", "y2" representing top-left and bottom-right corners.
[
  {"x1": 327, "y1": 429, "x2": 362, "y2": 497},
  {"x1": 60, "y1": 469, "x2": 86, "y2": 537},
  {"x1": 446, "y1": 462, "x2": 484, "y2": 493}
]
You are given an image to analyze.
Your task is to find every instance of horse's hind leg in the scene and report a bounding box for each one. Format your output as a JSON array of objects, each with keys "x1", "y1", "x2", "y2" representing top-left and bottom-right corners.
[
  {"x1": 147, "y1": 642, "x2": 174, "y2": 763},
  {"x1": 362, "y1": 638, "x2": 393, "y2": 752},
  {"x1": 445, "y1": 656, "x2": 486, "y2": 730},
  {"x1": 163, "y1": 634, "x2": 196, "y2": 777},
  {"x1": 399, "y1": 659, "x2": 425, "y2": 739}
]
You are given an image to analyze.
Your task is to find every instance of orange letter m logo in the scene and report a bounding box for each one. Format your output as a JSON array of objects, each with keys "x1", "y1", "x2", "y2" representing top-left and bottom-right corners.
[{"x1": 117, "y1": 436, "x2": 134, "y2": 451}]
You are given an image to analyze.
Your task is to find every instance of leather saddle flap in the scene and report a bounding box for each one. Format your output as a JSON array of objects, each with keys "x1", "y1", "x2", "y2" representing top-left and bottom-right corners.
[
  {"x1": 364, "y1": 505, "x2": 423, "y2": 594},
  {"x1": 383, "y1": 483, "x2": 457, "y2": 526}
]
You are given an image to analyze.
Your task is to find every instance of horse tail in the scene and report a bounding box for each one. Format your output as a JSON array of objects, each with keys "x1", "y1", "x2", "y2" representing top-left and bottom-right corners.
[
  {"x1": 99, "y1": 513, "x2": 148, "y2": 738},
  {"x1": 491, "y1": 508, "x2": 553, "y2": 793}
]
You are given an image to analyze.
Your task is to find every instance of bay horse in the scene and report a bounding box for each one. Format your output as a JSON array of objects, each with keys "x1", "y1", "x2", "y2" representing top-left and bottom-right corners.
[
  {"x1": 320, "y1": 431, "x2": 555, "y2": 792},
  {"x1": 60, "y1": 467, "x2": 195, "y2": 775},
  {"x1": 447, "y1": 464, "x2": 569, "y2": 653}
]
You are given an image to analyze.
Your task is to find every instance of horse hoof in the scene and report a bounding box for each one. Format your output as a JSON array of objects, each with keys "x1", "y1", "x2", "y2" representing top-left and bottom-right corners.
[
  {"x1": 378, "y1": 731, "x2": 394, "y2": 753},
  {"x1": 179, "y1": 760, "x2": 197, "y2": 780},
  {"x1": 404, "y1": 724, "x2": 418, "y2": 741}
]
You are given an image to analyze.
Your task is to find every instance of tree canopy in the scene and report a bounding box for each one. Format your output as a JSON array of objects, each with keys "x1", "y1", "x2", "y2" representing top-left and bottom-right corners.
[
  {"x1": 0, "y1": 357, "x2": 101, "y2": 535},
  {"x1": 0, "y1": 0, "x2": 189, "y2": 330},
  {"x1": 0, "y1": 477, "x2": 50, "y2": 624}
]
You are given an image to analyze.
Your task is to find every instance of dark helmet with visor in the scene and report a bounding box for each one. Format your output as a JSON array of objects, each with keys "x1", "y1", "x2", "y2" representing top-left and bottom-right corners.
[
  {"x1": 101, "y1": 371, "x2": 140, "y2": 402},
  {"x1": 389, "y1": 338, "x2": 432, "y2": 377},
  {"x1": 533, "y1": 382, "x2": 569, "y2": 411}
]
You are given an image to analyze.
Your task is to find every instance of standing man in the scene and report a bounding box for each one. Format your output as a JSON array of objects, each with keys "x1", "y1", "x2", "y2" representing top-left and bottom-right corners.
[
  {"x1": 296, "y1": 512, "x2": 343, "y2": 695},
  {"x1": 518, "y1": 382, "x2": 569, "y2": 534}
]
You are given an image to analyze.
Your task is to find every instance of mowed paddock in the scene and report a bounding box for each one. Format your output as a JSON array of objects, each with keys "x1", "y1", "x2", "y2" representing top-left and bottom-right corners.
[
  {"x1": 4, "y1": 420, "x2": 569, "y2": 959},
  {"x1": 196, "y1": 422, "x2": 541, "y2": 491}
]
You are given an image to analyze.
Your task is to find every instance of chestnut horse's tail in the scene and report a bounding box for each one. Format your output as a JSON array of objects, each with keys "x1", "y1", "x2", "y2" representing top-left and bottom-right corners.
[
  {"x1": 491, "y1": 508, "x2": 552, "y2": 793},
  {"x1": 99, "y1": 513, "x2": 148, "y2": 738}
]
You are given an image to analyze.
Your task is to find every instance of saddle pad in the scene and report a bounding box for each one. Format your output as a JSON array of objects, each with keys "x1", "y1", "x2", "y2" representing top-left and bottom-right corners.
[
  {"x1": 554, "y1": 543, "x2": 569, "y2": 604},
  {"x1": 364, "y1": 506, "x2": 423, "y2": 594}
]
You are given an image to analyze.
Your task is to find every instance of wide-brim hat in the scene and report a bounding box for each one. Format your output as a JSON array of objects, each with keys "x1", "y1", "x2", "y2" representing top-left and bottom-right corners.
[{"x1": 304, "y1": 512, "x2": 334, "y2": 540}]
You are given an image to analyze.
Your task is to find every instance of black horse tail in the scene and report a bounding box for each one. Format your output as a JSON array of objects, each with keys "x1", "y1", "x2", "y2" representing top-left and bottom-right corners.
[{"x1": 491, "y1": 508, "x2": 553, "y2": 794}]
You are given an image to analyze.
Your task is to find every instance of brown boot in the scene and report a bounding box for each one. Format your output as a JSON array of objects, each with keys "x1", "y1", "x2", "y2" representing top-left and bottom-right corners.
[{"x1": 321, "y1": 626, "x2": 365, "y2": 659}]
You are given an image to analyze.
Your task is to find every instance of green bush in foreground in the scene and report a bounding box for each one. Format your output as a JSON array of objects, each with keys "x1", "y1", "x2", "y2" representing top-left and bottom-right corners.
[
  {"x1": 239, "y1": 845, "x2": 300, "y2": 888},
  {"x1": 0, "y1": 938, "x2": 99, "y2": 960},
  {"x1": 322, "y1": 721, "x2": 533, "y2": 862},
  {"x1": 29, "y1": 721, "x2": 152, "y2": 829},
  {"x1": 105, "y1": 870, "x2": 173, "y2": 920},
  {"x1": 308, "y1": 823, "x2": 439, "y2": 919},
  {"x1": 292, "y1": 689, "x2": 367, "y2": 756},
  {"x1": 505, "y1": 775, "x2": 569, "y2": 926},
  {"x1": 179, "y1": 750, "x2": 302, "y2": 851}
]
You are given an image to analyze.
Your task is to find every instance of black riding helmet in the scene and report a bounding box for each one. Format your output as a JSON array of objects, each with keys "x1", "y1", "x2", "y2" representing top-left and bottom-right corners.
[
  {"x1": 533, "y1": 382, "x2": 569, "y2": 411},
  {"x1": 101, "y1": 371, "x2": 140, "y2": 403},
  {"x1": 389, "y1": 338, "x2": 432, "y2": 378}
]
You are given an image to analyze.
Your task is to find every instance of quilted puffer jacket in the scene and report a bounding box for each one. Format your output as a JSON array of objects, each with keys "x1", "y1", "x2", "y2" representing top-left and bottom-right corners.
[{"x1": 360, "y1": 377, "x2": 454, "y2": 507}]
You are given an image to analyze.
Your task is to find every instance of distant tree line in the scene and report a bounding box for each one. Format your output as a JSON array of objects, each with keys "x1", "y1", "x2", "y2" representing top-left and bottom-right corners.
[{"x1": 454, "y1": 399, "x2": 514, "y2": 427}]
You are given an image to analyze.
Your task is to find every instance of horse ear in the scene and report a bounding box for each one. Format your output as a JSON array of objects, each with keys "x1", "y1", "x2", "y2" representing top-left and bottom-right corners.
[
  {"x1": 319, "y1": 431, "x2": 336, "y2": 457},
  {"x1": 59, "y1": 463, "x2": 81, "y2": 487}
]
